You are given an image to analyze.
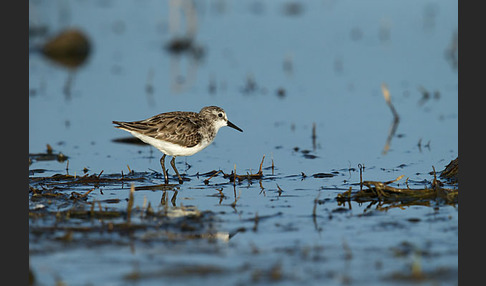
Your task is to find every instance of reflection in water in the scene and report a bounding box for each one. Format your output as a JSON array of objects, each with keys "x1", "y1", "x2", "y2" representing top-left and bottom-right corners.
[
  {"x1": 445, "y1": 31, "x2": 458, "y2": 71},
  {"x1": 381, "y1": 84, "x2": 400, "y2": 155},
  {"x1": 40, "y1": 28, "x2": 92, "y2": 101},
  {"x1": 166, "y1": 0, "x2": 204, "y2": 93},
  {"x1": 160, "y1": 190, "x2": 178, "y2": 207}
]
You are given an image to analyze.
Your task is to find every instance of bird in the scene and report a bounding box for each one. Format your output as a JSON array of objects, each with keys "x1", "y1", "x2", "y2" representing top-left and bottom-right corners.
[{"x1": 113, "y1": 106, "x2": 243, "y2": 184}]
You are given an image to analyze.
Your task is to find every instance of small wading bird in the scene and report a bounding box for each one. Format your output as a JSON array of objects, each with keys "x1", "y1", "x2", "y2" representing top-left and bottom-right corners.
[{"x1": 113, "y1": 106, "x2": 243, "y2": 184}]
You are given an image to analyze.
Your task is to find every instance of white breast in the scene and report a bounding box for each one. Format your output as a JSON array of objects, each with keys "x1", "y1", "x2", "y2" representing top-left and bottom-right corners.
[{"x1": 129, "y1": 131, "x2": 211, "y2": 157}]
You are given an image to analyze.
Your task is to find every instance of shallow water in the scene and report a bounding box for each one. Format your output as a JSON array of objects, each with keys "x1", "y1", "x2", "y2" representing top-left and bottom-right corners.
[{"x1": 29, "y1": 1, "x2": 458, "y2": 285}]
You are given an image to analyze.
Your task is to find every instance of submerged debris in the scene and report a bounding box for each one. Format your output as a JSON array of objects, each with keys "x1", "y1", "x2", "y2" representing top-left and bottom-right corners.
[
  {"x1": 165, "y1": 37, "x2": 205, "y2": 60},
  {"x1": 312, "y1": 172, "x2": 336, "y2": 178},
  {"x1": 337, "y1": 164, "x2": 458, "y2": 208},
  {"x1": 439, "y1": 157, "x2": 458, "y2": 183},
  {"x1": 29, "y1": 171, "x2": 145, "y2": 187},
  {"x1": 223, "y1": 155, "x2": 265, "y2": 182},
  {"x1": 29, "y1": 144, "x2": 68, "y2": 164}
]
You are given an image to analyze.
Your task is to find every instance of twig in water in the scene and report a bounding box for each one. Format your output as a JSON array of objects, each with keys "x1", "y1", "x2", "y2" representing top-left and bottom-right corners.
[
  {"x1": 381, "y1": 83, "x2": 400, "y2": 154},
  {"x1": 258, "y1": 155, "x2": 265, "y2": 175},
  {"x1": 230, "y1": 190, "x2": 241, "y2": 211},
  {"x1": 431, "y1": 166, "x2": 442, "y2": 197},
  {"x1": 141, "y1": 195, "x2": 147, "y2": 219},
  {"x1": 384, "y1": 174, "x2": 405, "y2": 185},
  {"x1": 70, "y1": 188, "x2": 95, "y2": 200},
  {"x1": 216, "y1": 188, "x2": 225, "y2": 204},
  {"x1": 259, "y1": 180, "x2": 265, "y2": 196},
  {"x1": 271, "y1": 156, "x2": 275, "y2": 175},
  {"x1": 126, "y1": 184, "x2": 135, "y2": 223},
  {"x1": 382, "y1": 83, "x2": 400, "y2": 120},
  {"x1": 46, "y1": 144, "x2": 53, "y2": 154},
  {"x1": 358, "y1": 164, "x2": 364, "y2": 191},
  {"x1": 342, "y1": 239, "x2": 353, "y2": 260},
  {"x1": 146, "y1": 202, "x2": 154, "y2": 216},
  {"x1": 276, "y1": 184, "x2": 283, "y2": 196},
  {"x1": 79, "y1": 188, "x2": 94, "y2": 199},
  {"x1": 312, "y1": 191, "x2": 321, "y2": 218},
  {"x1": 252, "y1": 212, "x2": 259, "y2": 232},
  {"x1": 90, "y1": 199, "x2": 95, "y2": 216},
  {"x1": 312, "y1": 191, "x2": 322, "y2": 232},
  {"x1": 224, "y1": 156, "x2": 265, "y2": 183},
  {"x1": 312, "y1": 122, "x2": 317, "y2": 151},
  {"x1": 204, "y1": 170, "x2": 221, "y2": 185}
]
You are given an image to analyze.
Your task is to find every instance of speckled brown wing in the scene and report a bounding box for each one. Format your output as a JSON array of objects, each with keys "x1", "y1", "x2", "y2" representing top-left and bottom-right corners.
[{"x1": 113, "y1": 111, "x2": 203, "y2": 147}]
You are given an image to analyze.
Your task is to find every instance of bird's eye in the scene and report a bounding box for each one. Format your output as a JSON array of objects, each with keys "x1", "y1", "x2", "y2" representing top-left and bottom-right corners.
[{"x1": 218, "y1": 113, "x2": 223, "y2": 118}]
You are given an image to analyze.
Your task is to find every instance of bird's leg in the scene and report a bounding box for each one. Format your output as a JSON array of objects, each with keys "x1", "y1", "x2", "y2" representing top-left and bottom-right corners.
[
  {"x1": 160, "y1": 154, "x2": 169, "y2": 184},
  {"x1": 170, "y1": 156, "x2": 183, "y2": 184}
]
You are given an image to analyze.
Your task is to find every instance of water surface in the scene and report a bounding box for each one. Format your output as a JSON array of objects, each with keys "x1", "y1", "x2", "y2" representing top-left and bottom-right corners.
[{"x1": 29, "y1": 1, "x2": 458, "y2": 285}]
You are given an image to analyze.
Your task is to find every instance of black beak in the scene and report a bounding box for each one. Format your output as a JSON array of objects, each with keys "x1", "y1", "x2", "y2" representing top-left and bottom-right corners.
[{"x1": 227, "y1": 120, "x2": 243, "y2": 132}]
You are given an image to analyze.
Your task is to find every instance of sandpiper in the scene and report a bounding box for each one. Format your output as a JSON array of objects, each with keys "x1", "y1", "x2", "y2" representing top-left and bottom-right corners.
[{"x1": 113, "y1": 106, "x2": 243, "y2": 184}]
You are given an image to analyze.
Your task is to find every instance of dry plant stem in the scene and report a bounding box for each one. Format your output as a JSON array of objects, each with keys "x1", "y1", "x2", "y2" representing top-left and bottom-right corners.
[
  {"x1": 339, "y1": 168, "x2": 458, "y2": 206},
  {"x1": 230, "y1": 190, "x2": 241, "y2": 210},
  {"x1": 358, "y1": 164, "x2": 364, "y2": 191},
  {"x1": 381, "y1": 83, "x2": 400, "y2": 155},
  {"x1": 258, "y1": 155, "x2": 265, "y2": 174},
  {"x1": 431, "y1": 166, "x2": 441, "y2": 196},
  {"x1": 381, "y1": 83, "x2": 400, "y2": 121},
  {"x1": 224, "y1": 155, "x2": 266, "y2": 183},
  {"x1": 204, "y1": 170, "x2": 221, "y2": 184},
  {"x1": 79, "y1": 188, "x2": 94, "y2": 199},
  {"x1": 359, "y1": 175, "x2": 406, "y2": 199},
  {"x1": 127, "y1": 184, "x2": 135, "y2": 223},
  {"x1": 233, "y1": 164, "x2": 237, "y2": 187},
  {"x1": 90, "y1": 199, "x2": 95, "y2": 215},
  {"x1": 384, "y1": 175, "x2": 405, "y2": 185}
]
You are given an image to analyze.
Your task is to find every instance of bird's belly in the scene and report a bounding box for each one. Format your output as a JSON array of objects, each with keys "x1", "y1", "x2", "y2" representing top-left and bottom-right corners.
[{"x1": 129, "y1": 131, "x2": 210, "y2": 157}]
